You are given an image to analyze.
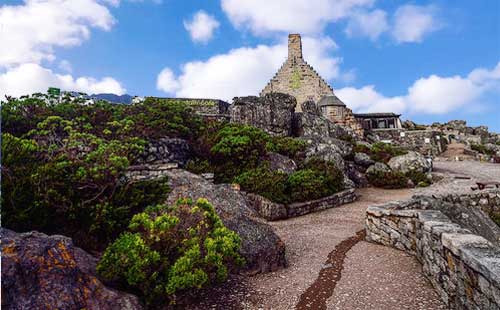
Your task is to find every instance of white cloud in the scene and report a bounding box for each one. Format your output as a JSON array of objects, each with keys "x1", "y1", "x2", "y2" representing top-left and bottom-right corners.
[
  {"x1": 58, "y1": 59, "x2": 72, "y2": 73},
  {"x1": 392, "y1": 4, "x2": 440, "y2": 43},
  {"x1": 184, "y1": 10, "x2": 220, "y2": 44},
  {"x1": 0, "y1": 63, "x2": 126, "y2": 99},
  {"x1": 336, "y1": 62, "x2": 500, "y2": 115},
  {"x1": 0, "y1": 0, "x2": 116, "y2": 68},
  {"x1": 157, "y1": 36, "x2": 343, "y2": 101},
  {"x1": 221, "y1": 0, "x2": 374, "y2": 35},
  {"x1": 345, "y1": 9, "x2": 389, "y2": 41}
]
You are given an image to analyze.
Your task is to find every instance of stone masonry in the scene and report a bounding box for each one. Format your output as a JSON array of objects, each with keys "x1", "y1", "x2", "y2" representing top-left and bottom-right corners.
[
  {"x1": 260, "y1": 34, "x2": 334, "y2": 112},
  {"x1": 366, "y1": 191, "x2": 500, "y2": 309}
]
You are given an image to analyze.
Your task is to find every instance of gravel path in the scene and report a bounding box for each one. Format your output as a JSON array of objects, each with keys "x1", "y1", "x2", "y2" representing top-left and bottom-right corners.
[{"x1": 242, "y1": 188, "x2": 444, "y2": 310}]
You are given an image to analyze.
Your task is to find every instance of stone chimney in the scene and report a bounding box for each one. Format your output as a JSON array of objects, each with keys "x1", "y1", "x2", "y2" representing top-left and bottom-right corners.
[{"x1": 288, "y1": 34, "x2": 303, "y2": 61}]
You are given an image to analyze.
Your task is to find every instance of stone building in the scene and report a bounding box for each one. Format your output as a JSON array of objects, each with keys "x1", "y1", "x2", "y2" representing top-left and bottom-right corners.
[
  {"x1": 260, "y1": 34, "x2": 363, "y2": 135},
  {"x1": 354, "y1": 113, "x2": 403, "y2": 130}
]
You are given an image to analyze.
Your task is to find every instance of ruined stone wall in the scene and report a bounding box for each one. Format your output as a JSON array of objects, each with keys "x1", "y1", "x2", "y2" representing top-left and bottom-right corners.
[
  {"x1": 366, "y1": 193, "x2": 500, "y2": 309},
  {"x1": 374, "y1": 129, "x2": 447, "y2": 156}
]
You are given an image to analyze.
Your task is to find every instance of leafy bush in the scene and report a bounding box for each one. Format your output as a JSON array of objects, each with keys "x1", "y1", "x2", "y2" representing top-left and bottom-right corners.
[
  {"x1": 266, "y1": 136, "x2": 307, "y2": 160},
  {"x1": 366, "y1": 169, "x2": 408, "y2": 189},
  {"x1": 233, "y1": 167, "x2": 289, "y2": 203},
  {"x1": 354, "y1": 142, "x2": 408, "y2": 163},
  {"x1": 301, "y1": 158, "x2": 345, "y2": 193},
  {"x1": 287, "y1": 169, "x2": 331, "y2": 202},
  {"x1": 471, "y1": 144, "x2": 496, "y2": 156},
  {"x1": 491, "y1": 213, "x2": 500, "y2": 228},
  {"x1": 405, "y1": 170, "x2": 431, "y2": 187},
  {"x1": 97, "y1": 198, "x2": 243, "y2": 306}
]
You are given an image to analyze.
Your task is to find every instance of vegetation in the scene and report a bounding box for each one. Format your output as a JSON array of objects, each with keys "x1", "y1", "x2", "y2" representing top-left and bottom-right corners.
[
  {"x1": 366, "y1": 169, "x2": 408, "y2": 189},
  {"x1": 266, "y1": 136, "x2": 307, "y2": 160},
  {"x1": 233, "y1": 167, "x2": 289, "y2": 203},
  {"x1": 354, "y1": 142, "x2": 408, "y2": 163},
  {"x1": 471, "y1": 143, "x2": 496, "y2": 156},
  {"x1": 0, "y1": 96, "x2": 206, "y2": 251},
  {"x1": 97, "y1": 198, "x2": 243, "y2": 306},
  {"x1": 491, "y1": 213, "x2": 500, "y2": 228}
]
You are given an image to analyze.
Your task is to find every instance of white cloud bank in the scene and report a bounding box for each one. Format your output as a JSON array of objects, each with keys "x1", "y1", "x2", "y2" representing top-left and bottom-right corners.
[
  {"x1": 392, "y1": 5, "x2": 441, "y2": 43},
  {"x1": 184, "y1": 10, "x2": 220, "y2": 44},
  {"x1": 221, "y1": 0, "x2": 374, "y2": 35},
  {"x1": 0, "y1": 63, "x2": 126, "y2": 99},
  {"x1": 156, "y1": 36, "x2": 344, "y2": 101},
  {"x1": 0, "y1": 0, "x2": 127, "y2": 98},
  {"x1": 336, "y1": 62, "x2": 500, "y2": 115}
]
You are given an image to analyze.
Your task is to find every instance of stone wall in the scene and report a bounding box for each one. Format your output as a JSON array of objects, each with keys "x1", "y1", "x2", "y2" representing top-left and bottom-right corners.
[
  {"x1": 374, "y1": 129, "x2": 447, "y2": 156},
  {"x1": 135, "y1": 137, "x2": 191, "y2": 166},
  {"x1": 147, "y1": 97, "x2": 229, "y2": 119},
  {"x1": 366, "y1": 192, "x2": 500, "y2": 309},
  {"x1": 246, "y1": 188, "x2": 357, "y2": 221}
]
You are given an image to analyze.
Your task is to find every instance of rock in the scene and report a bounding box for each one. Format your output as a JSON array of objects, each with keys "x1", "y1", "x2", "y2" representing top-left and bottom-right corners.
[
  {"x1": 266, "y1": 152, "x2": 297, "y2": 174},
  {"x1": 303, "y1": 138, "x2": 345, "y2": 171},
  {"x1": 402, "y1": 120, "x2": 417, "y2": 130},
  {"x1": 292, "y1": 111, "x2": 355, "y2": 139},
  {"x1": 354, "y1": 152, "x2": 375, "y2": 168},
  {"x1": 230, "y1": 93, "x2": 296, "y2": 137},
  {"x1": 136, "y1": 137, "x2": 191, "y2": 166},
  {"x1": 1, "y1": 228, "x2": 142, "y2": 310},
  {"x1": 346, "y1": 162, "x2": 369, "y2": 188},
  {"x1": 388, "y1": 151, "x2": 431, "y2": 174},
  {"x1": 366, "y1": 162, "x2": 391, "y2": 175},
  {"x1": 300, "y1": 100, "x2": 320, "y2": 115},
  {"x1": 163, "y1": 169, "x2": 287, "y2": 274}
]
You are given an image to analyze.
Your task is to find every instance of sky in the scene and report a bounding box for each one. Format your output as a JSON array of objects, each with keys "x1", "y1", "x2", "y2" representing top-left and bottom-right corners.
[{"x1": 0, "y1": 0, "x2": 499, "y2": 131}]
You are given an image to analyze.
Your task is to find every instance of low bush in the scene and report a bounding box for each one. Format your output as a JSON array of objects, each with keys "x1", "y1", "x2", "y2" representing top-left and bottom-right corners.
[
  {"x1": 97, "y1": 198, "x2": 243, "y2": 306},
  {"x1": 301, "y1": 158, "x2": 345, "y2": 193},
  {"x1": 287, "y1": 169, "x2": 331, "y2": 202},
  {"x1": 266, "y1": 136, "x2": 307, "y2": 160},
  {"x1": 233, "y1": 167, "x2": 289, "y2": 203},
  {"x1": 471, "y1": 144, "x2": 496, "y2": 156},
  {"x1": 354, "y1": 142, "x2": 407, "y2": 163},
  {"x1": 405, "y1": 170, "x2": 431, "y2": 187},
  {"x1": 491, "y1": 213, "x2": 500, "y2": 228},
  {"x1": 366, "y1": 169, "x2": 408, "y2": 189}
]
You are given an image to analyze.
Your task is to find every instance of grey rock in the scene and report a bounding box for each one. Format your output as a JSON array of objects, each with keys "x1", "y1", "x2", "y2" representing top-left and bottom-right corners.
[
  {"x1": 388, "y1": 151, "x2": 431, "y2": 174},
  {"x1": 366, "y1": 162, "x2": 391, "y2": 175},
  {"x1": 354, "y1": 152, "x2": 375, "y2": 168},
  {"x1": 266, "y1": 152, "x2": 297, "y2": 174},
  {"x1": 230, "y1": 93, "x2": 296, "y2": 137},
  {"x1": 300, "y1": 100, "x2": 321, "y2": 115},
  {"x1": 164, "y1": 169, "x2": 287, "y2": 274},
  {"x1": 1, "y1": 228, "x2": 142, "y2": 310},
  {"x1": 137, "y1": 137, "x2": 191, "y2": 166}
]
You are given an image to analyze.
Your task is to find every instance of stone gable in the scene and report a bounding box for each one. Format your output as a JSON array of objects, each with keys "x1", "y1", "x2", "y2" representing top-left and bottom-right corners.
[{"x1": 260, "y1": 34, "x2": 335, "y2": 112}]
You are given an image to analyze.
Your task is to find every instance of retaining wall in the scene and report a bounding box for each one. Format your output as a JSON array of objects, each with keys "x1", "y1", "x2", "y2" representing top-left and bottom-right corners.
[
  {"x1": 366, "y1": 192, "x2": 500, "y2": 309},
  {"x1": 247, "y1": 188, "x2": 357, "y2": 221}
]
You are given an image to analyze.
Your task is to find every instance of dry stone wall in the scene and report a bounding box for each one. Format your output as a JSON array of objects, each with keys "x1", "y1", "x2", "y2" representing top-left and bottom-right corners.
[
  {"x1": 246, "y1": 189, "x2": 357, "y2": 221},
  {"x1": 366, "y1": 191, "x2": 500, "y2": 309},
  {"x1": 374, "y1": 129, "x2": 447, "y2": 156}
]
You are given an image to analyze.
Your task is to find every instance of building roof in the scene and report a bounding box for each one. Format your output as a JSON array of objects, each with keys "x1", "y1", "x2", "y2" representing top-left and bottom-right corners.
[
  {"x1": 354, "y1": 112, "x2": 401, "y2": 119},
  {"x1": 317, "y1": 95, "x2": 346, "y2": 107}
]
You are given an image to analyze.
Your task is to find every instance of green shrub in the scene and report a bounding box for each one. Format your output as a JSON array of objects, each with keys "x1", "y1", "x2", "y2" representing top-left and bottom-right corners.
[
  {"x1": 491, "y1": 213, "x2": 500, "y2": 227},
  {"x1": 266, "y1": 136, "x2": 307, "y2": 160},
  {"x1": 97, "y1": 198, "x2": 243, "y2": 306},
  {"x1": 301, "y1": 158, "x2": 345, "y2": 194},
  {"x1": 287, "y1": 169, "x2": 331, "y2": 202},
  {"x1": 405, "y1": 170, "x2": 431, "y2": 187},
  {"x1": 233, "y1": 167, "x2": 289, "y2": 203},
  {"x1": 366, "y1": 169, "x2": 408, "y2": 189},
  {"x1": 354, "y1": 142, "x2": 408, "y2": 163},
  {"x1": 471, "y1": 144, "x2": 496, "y2": 156},
  {"x1": 185, "y1": 159, "x2": 213, "y2": 174}
]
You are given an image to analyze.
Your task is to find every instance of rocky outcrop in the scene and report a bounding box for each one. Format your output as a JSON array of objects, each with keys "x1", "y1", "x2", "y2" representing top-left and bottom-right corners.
[
  {"x1": 354, "y1": 152, "x2": 374, "y2": 168},
  {"x1": 388, "y1": 151, "x2": 431, "y2": 174},
  {"x1": 136, "y1": 137, "x2": 191, "y2": 166},
  {"x1": 163, "y1": 169, "x2": 287, "y2": 274},
  {"x1": 266, "y1": 152, "x2": 297, "y2": 174},
  {"x1": 300, "y1": 100, "x2": 321, "y2": 115},
  {"x1": 1, "y1": 228, "x2": 142, "y2": 310},
  {"x1": 366, "y1": 162, "x2": 391, "y2": 175},
  {"x1": 230, "y1": 93, "x2": 297, "y2": 137},
  {"x1": 292, "y1": 111, "x2": 352, "y2": 139}
]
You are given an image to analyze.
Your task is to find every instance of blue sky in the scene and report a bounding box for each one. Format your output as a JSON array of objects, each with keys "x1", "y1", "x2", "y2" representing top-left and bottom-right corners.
[{"x1": 0, "y1": 0, "x2": 499, "y2": 131}]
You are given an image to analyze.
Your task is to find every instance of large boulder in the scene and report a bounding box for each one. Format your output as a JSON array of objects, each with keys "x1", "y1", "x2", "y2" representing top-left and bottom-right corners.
[
  {"x1": 354, "y1": 152, "x2": 375, "y2": 168},
  {"x1": 1, "y1": 228, "x2": 142, "y2": 310},
  {"x1": 136, "y1": 137, "x2": 191, "y2": 166},
  {"x1": 388, "y1": 151, "x2": 431, "y2": 174},
  {"x1": 266, "y1": 152, "x2": 297, "y2": 174},
  {"x1": 300, "y1": 100, "x2": 321, "y2": 115},
  {"x1": 292, "y1": 111, "x2": 352, "y2": 139},
  {"x1": 164, "y1": 169, "x2": 287, "y2": 274},
  {"x1": 230, "y1": 93, "x2": 296, "y2": 137},
  {"x1": 366, "y1": 162, "x2": 391, "y2": 175}
]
